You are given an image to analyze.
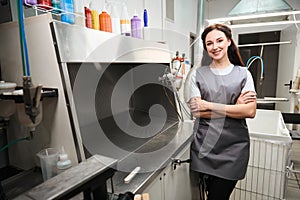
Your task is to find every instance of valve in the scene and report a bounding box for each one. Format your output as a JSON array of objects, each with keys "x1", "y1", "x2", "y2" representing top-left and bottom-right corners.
[{"x1": 171, "y1": 158, "x2": 191, "y2": 170}]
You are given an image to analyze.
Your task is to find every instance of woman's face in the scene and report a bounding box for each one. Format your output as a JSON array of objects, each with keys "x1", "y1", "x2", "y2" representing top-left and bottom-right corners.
[{"x1": 205, "y1": 29, "x2": 231, "y2": 62}]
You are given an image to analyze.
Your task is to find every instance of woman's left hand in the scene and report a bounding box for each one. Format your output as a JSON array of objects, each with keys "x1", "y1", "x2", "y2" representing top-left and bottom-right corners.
[{"x1": 189, "y1": 97, "x2": 211, "y2": 112}]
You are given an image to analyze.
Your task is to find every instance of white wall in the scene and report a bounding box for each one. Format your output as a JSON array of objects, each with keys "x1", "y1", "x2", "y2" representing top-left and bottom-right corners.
[{"x1": 163, "y1": 0, "x2": 198, "y2": 57}]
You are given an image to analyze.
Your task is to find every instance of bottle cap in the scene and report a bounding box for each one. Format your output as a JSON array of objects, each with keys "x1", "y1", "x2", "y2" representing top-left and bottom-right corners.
[
  {"x1": 59, "y1": 146, "x2": 68, "y2": 161},
  {"x1": 57, "y1": 146, "x2": 72, "y2": 169}
]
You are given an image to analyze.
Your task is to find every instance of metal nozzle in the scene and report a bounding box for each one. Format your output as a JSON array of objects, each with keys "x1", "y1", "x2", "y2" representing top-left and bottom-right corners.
[{"x1": 22, "y1": 76, "x2": 42, "y2": 124}]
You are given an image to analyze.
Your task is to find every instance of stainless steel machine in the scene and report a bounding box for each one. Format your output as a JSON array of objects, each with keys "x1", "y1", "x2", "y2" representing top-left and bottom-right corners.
[{"x1": 0, "y1": 13, "x2": 193, "y2": 199}]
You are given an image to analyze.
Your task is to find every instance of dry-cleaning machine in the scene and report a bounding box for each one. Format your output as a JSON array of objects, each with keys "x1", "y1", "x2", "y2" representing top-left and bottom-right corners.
[{"x1": 0, "y1": 13, "x2": 194, "y2": 199}]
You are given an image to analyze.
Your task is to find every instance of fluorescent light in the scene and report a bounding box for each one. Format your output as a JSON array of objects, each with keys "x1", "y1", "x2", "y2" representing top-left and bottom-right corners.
[{"x1": 229, "y1": 20, "x2": 300, "y2": 29}]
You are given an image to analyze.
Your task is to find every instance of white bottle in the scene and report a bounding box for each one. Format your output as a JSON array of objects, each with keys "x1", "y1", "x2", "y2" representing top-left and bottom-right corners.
[
  {"x1": 120, "y1": 3, "x2": 131, "y2": 36},
  {"x1": 110, "y1": 4, "x2": 121, "y2": 34},
  {"x1": 56, "y1": 146, "x2": 72, "y2": 174},
  {"x1": 73, "y1": 0, "x2": 85, "y2": 26}
]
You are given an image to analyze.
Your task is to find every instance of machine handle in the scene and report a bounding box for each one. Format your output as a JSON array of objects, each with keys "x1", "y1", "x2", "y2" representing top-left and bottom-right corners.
[
  {"x1": 171, "y1": 158, "x2": 191, "y2": 170},
  {"x1": 284, "y1": 80, "x2": 292, "y2": 90}
]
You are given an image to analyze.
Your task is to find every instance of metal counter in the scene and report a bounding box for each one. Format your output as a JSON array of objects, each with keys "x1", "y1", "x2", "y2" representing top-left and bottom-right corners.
[{"x1": 109, "y1": 120, "x2": 194, "y2": 195}]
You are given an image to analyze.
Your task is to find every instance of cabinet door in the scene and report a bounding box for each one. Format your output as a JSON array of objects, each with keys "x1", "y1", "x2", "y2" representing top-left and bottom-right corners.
[
  {"x1": 164, "y1": 144, "x2": 192, "y2": 200},
  {"x1": 143, "y1": 174, "x2": 164, "y2": 200}
]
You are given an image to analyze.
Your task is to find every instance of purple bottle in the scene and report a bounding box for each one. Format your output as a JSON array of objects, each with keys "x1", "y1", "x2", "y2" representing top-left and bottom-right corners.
[
  {"x1": 131, "y1": 13, "x2": 142, "y2": 39},
  {"x1": 23, "y1": 0, "x2": 37, "y2": 6}
]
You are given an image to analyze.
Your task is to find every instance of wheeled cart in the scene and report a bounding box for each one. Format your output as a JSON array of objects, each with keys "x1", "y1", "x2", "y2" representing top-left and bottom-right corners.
[{"x1": 231, "y1": 109, "x2": 292, "y2": 200}]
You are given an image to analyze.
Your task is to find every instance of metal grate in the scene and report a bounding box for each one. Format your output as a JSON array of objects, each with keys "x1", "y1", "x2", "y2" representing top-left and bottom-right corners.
[{"x1": 231, "y1": 137, "x2": 291, "y2": 200}]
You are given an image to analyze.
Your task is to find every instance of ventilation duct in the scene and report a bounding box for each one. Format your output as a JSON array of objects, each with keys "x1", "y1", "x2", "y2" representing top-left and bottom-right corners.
[
  {"x1": 228, "y1": 0, "x2": 292, "y2": 16},
  {"x1": 207, "y1": 0, "x2": 300, "y2": 32},
  {"x1": 227, "y1": 0, "x2": 293, "y2": 24}
]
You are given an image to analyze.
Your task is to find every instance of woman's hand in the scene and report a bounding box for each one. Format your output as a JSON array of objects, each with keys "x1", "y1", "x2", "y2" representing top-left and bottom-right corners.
[
  {"x1": 236, "y1": 91, "x2": 257, "y2": 104},
  {"x1": 189, "y1": 97, "x2": 211, "y2": 113}
]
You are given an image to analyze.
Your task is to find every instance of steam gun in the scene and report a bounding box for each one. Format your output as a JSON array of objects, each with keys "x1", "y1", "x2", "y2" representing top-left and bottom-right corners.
[
  {"x1": 171, "y1": 51, "x2": 185, "y2": 90},
  {"x1": 159, "y1": 51, "x2": 186, "y2": 91},
  {"x1": 21, "y1": 76, "x2": 43, "y2": 131}
]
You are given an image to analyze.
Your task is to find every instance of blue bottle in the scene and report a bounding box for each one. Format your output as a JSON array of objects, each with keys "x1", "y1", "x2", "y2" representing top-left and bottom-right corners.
[{"x1": 61, "y1": 0, "x2": 74, "y2": 24}]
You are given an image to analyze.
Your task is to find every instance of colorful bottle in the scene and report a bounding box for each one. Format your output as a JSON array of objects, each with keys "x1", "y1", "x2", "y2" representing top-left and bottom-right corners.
[
  {"x1": 90, "y1": 1, "x2": 99, "y2": 30},
  {"x1": 143, "y1": 9, "x2": 150, "y2": 40},
  {"x1": 131, "y1": 11, "x2": 142, "y2": 39},
  {"x1": 120, "y1": 3, "x2": 130, "y2": 36},
  {"x1": 84, "y1": 6, "x2": 92, "y2": 28},
  {"x1": 143, "y1": 9, "x2": 148, "y2": 27},
  {"x1": 51, "y1": 0, "x2": 61, "y2": 13},
  {"x1": 23, "y1": 0, "x2": 37, "y2": 6},
  {"x1": 61, "y1": 0, "x2": 75, "y2": 24},
  {"x1": 110, "y1": 4, "x2": 121, "y2": 34},
  {"x1": 99, "y1": 8, "x2": 112, "y2": 32},
  {"x1": 37, "y1": 0, "x2": 52, "y2": 9}
]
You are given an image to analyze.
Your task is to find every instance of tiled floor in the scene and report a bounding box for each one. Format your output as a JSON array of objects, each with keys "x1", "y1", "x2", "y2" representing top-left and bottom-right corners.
[{"x1": 286, "y1": 140, "x2": 300, "y2": 200}]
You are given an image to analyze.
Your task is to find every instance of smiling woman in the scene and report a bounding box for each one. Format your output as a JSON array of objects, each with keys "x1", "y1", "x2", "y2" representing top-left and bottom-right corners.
[{"x1": 188, "y1": 23, "x2": 257, "y2": 200}]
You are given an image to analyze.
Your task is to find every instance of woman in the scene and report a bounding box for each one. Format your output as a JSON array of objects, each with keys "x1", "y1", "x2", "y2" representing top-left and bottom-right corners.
[{"x1": 189, "y1": 24, "x2": 257, "y2": 200}]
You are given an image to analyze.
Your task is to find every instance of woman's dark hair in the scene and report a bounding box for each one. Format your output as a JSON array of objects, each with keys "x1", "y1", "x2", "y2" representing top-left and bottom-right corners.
[{"x1": 201, "y1": 24, "x2": 245, "y2": 66}]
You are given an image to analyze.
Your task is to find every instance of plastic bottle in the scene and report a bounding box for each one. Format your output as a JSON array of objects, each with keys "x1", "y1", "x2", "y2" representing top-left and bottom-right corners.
[
  {"x1": 120, "y1": 3, "x2": 131, "y2": 36},
  {"x1": 73, "y1": 0, "x2": 85, "y2": 26},
  {"x1": 131, "y1": 10, "x2": 142, "y2": 39},
  {"x1": 51, "y1": 0, "x2": 61, "y2": 14},
  {"x1": 84, "y1": 6, "x2": 92, "y2": 28},
  {"x1": 143, "y1": 9, "x2": 150, "y2": 40},
  {"x1": 99, "y1": 6, "x2": 112, "y2": 32},
  {"x1": 143, "y1": 9, "x2": 148, "y2": 27},
  {"x1": 90, "y1": 1, "x2": 99, "y2": 30},
  {"x1": 37, "y1": 0, "x2": 52, "y2": 9},
  {"x1": 110, "y1": 4, "x2": 121, "y2": 34},
  {"x1": 61, "y1": 0, "x2": 75, "y2": 24},
  {"x1": 23, "y1": 0, "x2": 37, "y2": 6},
  {"x1": 56, "y1": 147, "x2": 72, "y2": 174}
]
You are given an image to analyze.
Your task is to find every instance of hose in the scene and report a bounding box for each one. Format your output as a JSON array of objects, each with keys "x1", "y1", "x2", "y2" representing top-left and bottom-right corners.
[
  {"x1": 0, "y1": 136, "x2": 30, "y2": 153},
  {"x1": 246, "y1": 56, "x2": 264, "y2": 81},
  {"x1": 17, "y1": 0, "x2": 31, "y2": 76}
]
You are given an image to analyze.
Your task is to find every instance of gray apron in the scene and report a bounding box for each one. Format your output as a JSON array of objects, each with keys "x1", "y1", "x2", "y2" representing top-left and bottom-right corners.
[{"x1": 190, "y1": 65, "x2": 250, "y2": 180}]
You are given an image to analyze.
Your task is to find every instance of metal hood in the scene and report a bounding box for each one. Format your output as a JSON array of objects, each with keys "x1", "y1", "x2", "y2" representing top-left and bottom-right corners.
[{"x1": 228, "y1": 0, "x2": 292, "y2": 16}]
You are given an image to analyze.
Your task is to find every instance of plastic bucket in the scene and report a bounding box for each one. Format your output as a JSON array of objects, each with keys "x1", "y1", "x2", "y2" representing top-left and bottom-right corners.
[{"x1": 37, "y1": 148, "x2": 58, "y2": 181}]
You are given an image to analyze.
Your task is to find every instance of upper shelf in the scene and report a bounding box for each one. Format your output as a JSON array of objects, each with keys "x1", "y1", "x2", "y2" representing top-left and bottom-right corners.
[
  {"x1": 0, "y1": 87, "x2": 58, "y2": 103},
  {"x1": 51, "y1": 21, "x2": 171, "y2": 63}
]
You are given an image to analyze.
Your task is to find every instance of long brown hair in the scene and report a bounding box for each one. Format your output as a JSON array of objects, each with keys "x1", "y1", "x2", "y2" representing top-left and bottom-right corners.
[{"x1": 201, "y1": 24, "x2": 245, "y2": 66}]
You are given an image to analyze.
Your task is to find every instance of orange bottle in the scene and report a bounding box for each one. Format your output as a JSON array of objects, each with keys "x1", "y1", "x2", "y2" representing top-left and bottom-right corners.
[{"x1": 99, "y1": 9, "x2": 112, "y2": 32}]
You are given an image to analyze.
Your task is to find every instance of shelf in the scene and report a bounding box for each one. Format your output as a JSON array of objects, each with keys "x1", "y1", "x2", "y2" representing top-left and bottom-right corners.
[
  {"x1": 24, "y1": 2, "x2": 84, "y2": 18},
  {"x1": 257, "y1": 97, "x2": 289, "y2": 104},
  {"x1": 290, "y1": 89, "x2": 300, "y2": 93},
  {"x1": 0, "y1": 87, "x2": 58, "y2": 103}
]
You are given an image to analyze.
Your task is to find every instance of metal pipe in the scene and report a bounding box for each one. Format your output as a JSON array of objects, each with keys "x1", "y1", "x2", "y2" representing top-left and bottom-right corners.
[{"x1": 194, "y1": 0, "x2": 205, "y2": 67}]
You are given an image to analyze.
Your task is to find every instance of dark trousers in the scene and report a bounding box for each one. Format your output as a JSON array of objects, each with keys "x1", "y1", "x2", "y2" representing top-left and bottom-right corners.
[{"x1": 190, "y1": 170, "x2": 237, "y2": 200}]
